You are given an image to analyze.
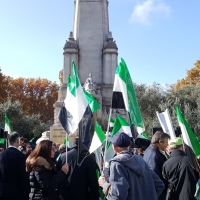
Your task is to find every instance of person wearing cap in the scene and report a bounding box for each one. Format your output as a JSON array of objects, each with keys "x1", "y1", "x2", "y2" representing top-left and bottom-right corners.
[
  {"x1": 99, "y1": 132, "x2": 165, "y2": 200},
  {"x1": 162, "y1": 137, "x2": 199, "y2": 200}
]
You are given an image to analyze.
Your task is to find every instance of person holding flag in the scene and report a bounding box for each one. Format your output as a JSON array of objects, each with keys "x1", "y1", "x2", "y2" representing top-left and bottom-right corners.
[
  {"x1": 98, "y1": 132, "x2": 164, "y2": 200},
  {"x1": 58, "y1": 137, "x2": 100, "y2": 200},
  {"x1": 58, "y1": 61, "x2": 99, "y2": 200}
]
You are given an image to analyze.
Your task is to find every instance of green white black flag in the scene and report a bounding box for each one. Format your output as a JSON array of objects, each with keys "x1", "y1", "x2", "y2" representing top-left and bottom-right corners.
[{"x1": 112, "y1": 58, "x2": 145, "y2": 135}]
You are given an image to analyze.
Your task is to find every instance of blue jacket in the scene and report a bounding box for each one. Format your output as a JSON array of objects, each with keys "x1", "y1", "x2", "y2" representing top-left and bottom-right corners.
[
  {"x1": 143, "y1": 144, "x2": 168, "y2": 200},
  {"x1": 143, "y1": 144, "x2": 167, "y2": 179},
  {"x1": 103, "y1": 150, "x2": 164, "y2": 200}
]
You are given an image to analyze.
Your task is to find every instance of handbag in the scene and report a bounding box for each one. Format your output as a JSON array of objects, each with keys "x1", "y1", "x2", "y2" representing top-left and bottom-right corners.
[{"x1": 166, "y1": 156, "x2": 184, "y2": 200}]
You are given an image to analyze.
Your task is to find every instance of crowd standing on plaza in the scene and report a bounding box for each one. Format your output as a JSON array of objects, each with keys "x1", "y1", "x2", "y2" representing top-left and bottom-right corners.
[{"x1": 0, "y1": 131, "x2": 199, "y2": 200}]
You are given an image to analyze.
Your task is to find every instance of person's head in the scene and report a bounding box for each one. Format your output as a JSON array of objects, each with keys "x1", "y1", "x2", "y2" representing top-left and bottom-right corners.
[
  {"x1": 0, "y1": 148, "x2": 4, "y2": 152},
  {"x1": 8, "y1": 132, "x2": 20, "y2": 147},
  {"x1": 18, "y1": 146, "x2": 26, "y2": 154},
  {"x1": 169, "y1": 137, "x2": 184, "y2": 151},
  {"x1": 111, "y1": 132, "x2": 131, "y2": 154},
  {"x1": 138, "y1": 148, "x2": 145, "y2": 156},
  {"x1": 151, "y1": 131, "x2": 170, "y2": 151},
  {"x1": 72, "y1": 137, "x2": 88, "y2": 155},
  {"x1": 53, "y1": 143, "x2": 56, "y2": 148},
  {"x1": 19, "y1": 137, "x2": 24, "y2": 146},
  {"x1": 56, "y1": 143, "x2": 60, "y2": 151},
  {"x1": 26, "y1": 140, "x2": 55, "y2": 172},
  {"x1": 26, "y1": 144, "x2": 33, "y2": 153},
  {"x1": 59, "y1": 144, "x2": 66, "y2": 154},
  {"x1": 22, "y1": 138, "x2": 29, "y2": 147}
]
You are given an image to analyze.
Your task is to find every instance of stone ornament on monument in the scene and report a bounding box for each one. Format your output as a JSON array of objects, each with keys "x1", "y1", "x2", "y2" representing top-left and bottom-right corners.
[
  {"x1": 83, "y1": 73, "x2": 98, "y2": 94},
  {"x1": 50, "y1": 0, "x2": 118, "y2": 141}
]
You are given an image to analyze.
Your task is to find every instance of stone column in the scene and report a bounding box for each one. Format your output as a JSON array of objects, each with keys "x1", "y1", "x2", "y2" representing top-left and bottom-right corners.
[
  {"x1": 103, "y1": 32, "x2": 118, "y2": 85},
  {"x1": 63, "y1": 32, "x2": 78, "y2": 84}
]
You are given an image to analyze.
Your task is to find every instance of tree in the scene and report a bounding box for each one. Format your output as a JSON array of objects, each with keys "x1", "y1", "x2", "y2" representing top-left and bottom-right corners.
[
  {"x1": 133, "y1": 82, "x2": 200, "y2": 139},
  {"x1": 134, "y1": 82, "x2": 166, "y2": 136},
  {"x1": 0, "y1": 100, "x2": 45, "y2": 139},
  {"x1": 175, "y1": 60, "x2": 200, "y2": 88},
  {"x1": 0, "y1": 68, "x2": 12, "y2": 103},
  {"x1": 5, "y1": 77, "x2": 58, "y2": 123}
]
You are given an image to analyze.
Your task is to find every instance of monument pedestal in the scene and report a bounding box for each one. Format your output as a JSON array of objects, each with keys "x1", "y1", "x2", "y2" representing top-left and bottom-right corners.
[
  {"x1": 50, "y1": 125, "x2": 78, "y2": 145},
  {"x1": 50, "y1": 0, "x2": 118, "y2": 140},
  {"x1": 50, "y1": 125, "x2": 66, "y2": 144}
]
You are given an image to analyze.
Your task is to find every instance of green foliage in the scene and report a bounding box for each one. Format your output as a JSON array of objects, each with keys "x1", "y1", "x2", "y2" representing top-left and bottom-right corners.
[
  {"x1": 134, "y1": 83, "x2": 200, "y2": 138},
  {"x1": 0, "y1": 100, "x2": 45, "y2": 139}
]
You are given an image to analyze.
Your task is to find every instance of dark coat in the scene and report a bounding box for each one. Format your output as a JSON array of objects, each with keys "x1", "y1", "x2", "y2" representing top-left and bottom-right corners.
[
  {"x1": 143, "y1": 144, "x2": 168, "y2": 200},
  {"x1": 58, "y1": 146, "x2": 100, "y2": 200},
  {"x1": 0, "y1": 147, "x2": 29, "y2": 200},
  {"x1": 29, "y1": 157, "x2": 67, "y2": 200},
  {"x1": 162, "y1": 149, "x2": 199, "y2": 200}
]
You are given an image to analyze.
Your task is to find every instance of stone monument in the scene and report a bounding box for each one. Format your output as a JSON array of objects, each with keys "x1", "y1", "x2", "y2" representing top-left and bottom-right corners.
[{"x1": 51, "y1": 0, "x2": 118, "y2": 141}]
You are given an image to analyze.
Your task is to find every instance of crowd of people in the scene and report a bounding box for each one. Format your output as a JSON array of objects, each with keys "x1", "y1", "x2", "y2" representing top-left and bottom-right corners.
[{"x1": 0, "y1": 131, "x2": 199, "y2": 200}]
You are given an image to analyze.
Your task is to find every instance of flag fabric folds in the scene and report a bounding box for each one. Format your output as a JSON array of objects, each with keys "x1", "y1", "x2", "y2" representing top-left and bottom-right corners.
[
  {"x1": 4, "y1": 114, "x2": 12, "y2": 135},
  {"x1": 89, "y1": 122, "x2": 106, "y2": 153},
  {"x1": 108, "y1": 117, "x2": 115, "y2": 128},
  {"x1": 0, "y1": 138, "x2": 5, "y2": 144},
  {"x1": 156, "y1": 109, "x2": 176, "y2": 139},
  {"x1": 58, "y1": 106, "x2": 74, "y2": 135},
  {"x1": 111, "y1": 58, "x2": 145, "y2": 135},
  {"x1": 112, "y1": 115, "x2": 132, "y2": 137},
  {"x1": 175, "y1": 104, "x2": 200, "y2": 156},
  {"x1": 59, "y1": 61, "x2": 88, "y2": 135},
  {"x1": 84, "y1": 90, "x2": 100, "y2": 113},
  {"x1": 105, "y1": 116, "x2": 131, "y2": 163}
]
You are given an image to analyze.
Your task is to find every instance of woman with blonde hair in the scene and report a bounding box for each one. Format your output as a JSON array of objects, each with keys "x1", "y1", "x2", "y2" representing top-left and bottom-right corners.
[{"x1": 26, "y1": 140, "x2": 69, "y2": 200}]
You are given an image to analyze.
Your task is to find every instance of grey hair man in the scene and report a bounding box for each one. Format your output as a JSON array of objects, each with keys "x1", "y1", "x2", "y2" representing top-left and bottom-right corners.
[{"x1": 143, "y1": 131, "x2": 171, "y2": 200}]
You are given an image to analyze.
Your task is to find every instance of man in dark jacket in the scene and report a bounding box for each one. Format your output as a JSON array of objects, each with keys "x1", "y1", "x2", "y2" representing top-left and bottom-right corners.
[
  {"x1": 0, "y1": 132, "x2": 30, "y2": 200},
  {"x1": 58, "y1": 138, "x2": 99, "y2": 200},
  {"x1": 162, "y1": 137, "x2": 199, "y2": 200},
  {"x1": 99, "y1": 132, "x2": 165, "y2": 200},
  {"x1": 143, "y1": 131, "x2": 170, "y2": 200}
]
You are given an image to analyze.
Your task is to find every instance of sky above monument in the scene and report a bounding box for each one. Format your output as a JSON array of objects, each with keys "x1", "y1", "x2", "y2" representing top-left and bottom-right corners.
[{"x1": 0, "y1": 0, "x2": 200, "y2": 86}]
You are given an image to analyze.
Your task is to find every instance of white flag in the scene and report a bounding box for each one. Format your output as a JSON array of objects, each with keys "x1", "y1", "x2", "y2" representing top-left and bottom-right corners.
[{"x1": 156, "y1": 109, "x2": 176, "y2": 139}]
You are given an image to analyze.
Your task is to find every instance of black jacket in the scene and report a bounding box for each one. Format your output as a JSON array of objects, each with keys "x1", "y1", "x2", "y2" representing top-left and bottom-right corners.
[
  {"x1": 0, "y1": 147, "x2": 29, "y2": 199},
  {"x1": 29, "y1": 157, "x2": 67, "y2": 200},
  {"x1": 162, "y1": 149, "x2": 199, "y2": 200},
  {"x1": 58, "y1": 146, "x2": 100, "y2": 200}
]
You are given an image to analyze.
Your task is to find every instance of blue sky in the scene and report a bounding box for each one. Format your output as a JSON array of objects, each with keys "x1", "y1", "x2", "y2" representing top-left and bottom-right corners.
[{"x1": 0, "y1": 0, "x2": 200, "y2": 86}]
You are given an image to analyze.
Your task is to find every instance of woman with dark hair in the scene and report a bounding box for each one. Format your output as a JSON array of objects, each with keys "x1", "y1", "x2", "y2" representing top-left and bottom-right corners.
[{"x1": 26, "y1": 140, "x2": 69, "y2": 200}]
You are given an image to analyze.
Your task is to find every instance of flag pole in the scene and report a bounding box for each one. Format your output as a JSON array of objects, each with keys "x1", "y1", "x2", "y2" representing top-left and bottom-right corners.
[
  {"x1": 66, "y1": 134, "x2": 68, "y2": 163},
  {"x1": 128, "y1": 112, "x2": 136, "y2": 139},
  {"x1": 103, "y1": 108, "x2": 112, "y2": 170},
  {"x1": 77, "y1": 119, "x2": 83, "y2": 165}
]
